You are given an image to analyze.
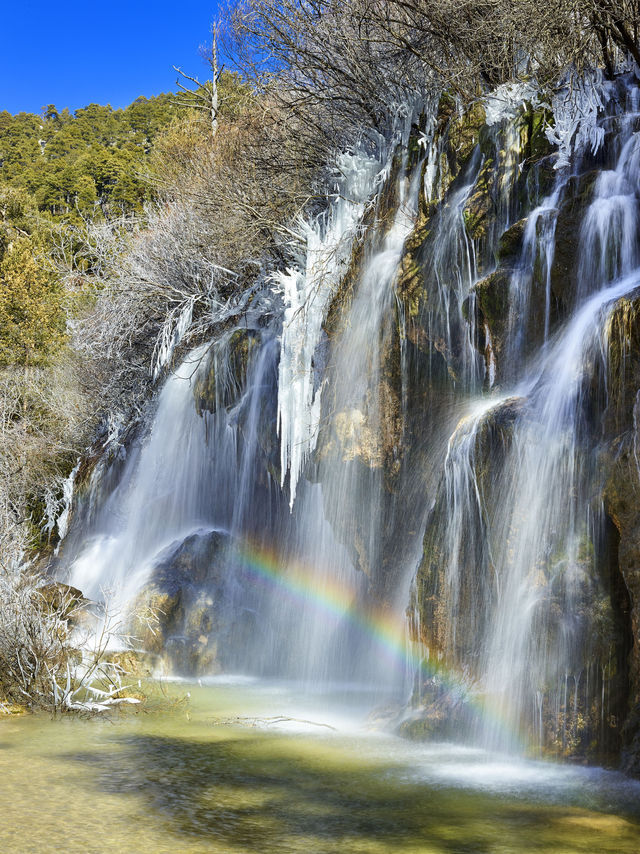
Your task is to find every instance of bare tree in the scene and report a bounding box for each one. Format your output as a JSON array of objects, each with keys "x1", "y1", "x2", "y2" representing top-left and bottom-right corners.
[
  {"x1": 0, "y1": 566, "x2": 143, "y2": 714},
  {"x1": 174, "y1": 23, "x2": 222, "y2": 138},
  {"x1": 223, "y1": 0, "x2": 640, "y2": 120}
]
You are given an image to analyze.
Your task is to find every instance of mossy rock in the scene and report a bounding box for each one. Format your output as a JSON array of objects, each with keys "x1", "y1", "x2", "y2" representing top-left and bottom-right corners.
[
  {"x1": 396, "y1": 208, "x2": 431, "y2": 318},
  {"x1": 496, "y1": 218, "x2": 526, "y2": 263},
  {"x1": 193, "y1": 329, "x2": 260, "y2": 416},
  {"x1": 473, "y1": 269, "x2": 511, "y2": 336},
  {"x1": 523, "y1": 106, "x2": 554, "y2": 162},
  {"x1": 132, "y1": 529, "x2": 231, "y2": 673},
  {"x1": 463, "y1": 156, "x2": 496, "y2": 242},
  {"x1": 448, "y1": 101, "x2": 486, "y2": 169},
  {"x1": 398, "y1": 716, "x2": 437, "y2": 740},
  {"x1": 415, "y1": 396, "x2": 523, "y2": 666},
  {"x1": 0, "y1": 701, "x2": 28, "y2": 716},
  {"x1": 107, "y1": 649, "x2": 156, "y2": 678},
  {"x1": 603, "y1": 292, "x2": 640, "y2": 435},
  {"x1": 398, "y1": 691, "x2": 478, "y2": 742},
  {"x1": 37, "y1": 581, "x2": 85, "y2": 617},
  {"x1": 437, "y1": 91, "x2": 456, "y2": 126},
  {"x1": 549, "y1": 170, "x2": 599, "y2": 317}
]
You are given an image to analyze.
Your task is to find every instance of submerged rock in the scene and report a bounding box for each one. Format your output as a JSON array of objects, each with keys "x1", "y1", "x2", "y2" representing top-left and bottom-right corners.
[{"x1": 398, "y1": 687, "x2": 480, "y2": 742}]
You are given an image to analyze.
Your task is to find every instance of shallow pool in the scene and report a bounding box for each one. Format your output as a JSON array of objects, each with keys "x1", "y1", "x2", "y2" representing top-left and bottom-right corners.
[{"x1": 1, "y1": 678, "x2": 639, "y2": 853}]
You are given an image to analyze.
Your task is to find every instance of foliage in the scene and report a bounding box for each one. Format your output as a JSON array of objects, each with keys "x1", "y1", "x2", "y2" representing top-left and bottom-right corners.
[
  {"x1": 0, "y1": 186, "x2": 66, "y2": 367},
  {"x1": 67, "y1": 69, "x2": 320, "y2": 402},
  {"x1": 0, "y1": 94, "x2": 179, "y2": 221},
  {"x1": 0, "y1": 237, "x2": 65, "y2": 365}
]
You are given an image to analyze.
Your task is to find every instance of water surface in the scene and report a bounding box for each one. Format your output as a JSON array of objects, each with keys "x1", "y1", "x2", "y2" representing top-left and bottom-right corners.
[{"x1": 2, "y1": 680, "x2": 639, "y2": 853}]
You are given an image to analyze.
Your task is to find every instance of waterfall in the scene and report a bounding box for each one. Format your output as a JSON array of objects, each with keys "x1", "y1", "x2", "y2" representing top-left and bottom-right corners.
[
  {"x1": 54, "y1": 78, "x2": 640, "y2": 762},
  {"x1": 481, "y1": 270, "x2": 640, "y2": 750},
  {"x1": 62, "y1": 326, "x2": 280, "y2": 628},
  {"x1": 577, "y1": 132, "x2": 640, "y2": 297},
  {"x1": 424, "y1": 151, "x2": 484, "y2": 387},
  {"x1": 275, "y1": 150, "x2": 383, "y2": 507},
  {"x1": 58, "y1": 129, "x2": 426, "y2": 688},
  {"x1": 506, "y1": 176, "x2": 567, "y2": 362},
  {"x1": 283, "y1": 156, "x2": 424, "y2": 687},
  {"x1": 417, "y1": 94, "x2": 640, "y2": 754}
]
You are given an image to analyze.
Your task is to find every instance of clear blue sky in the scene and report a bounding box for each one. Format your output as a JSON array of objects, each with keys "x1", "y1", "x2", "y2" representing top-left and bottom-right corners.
[{"x1": 0, "y1": 1, "x2": 221, "y2": 115}]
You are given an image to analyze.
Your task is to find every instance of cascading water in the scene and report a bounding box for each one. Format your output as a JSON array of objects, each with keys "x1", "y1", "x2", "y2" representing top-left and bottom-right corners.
[
  {"x1": 282, "y1": 156, "x2": 424, "y2": 688},
  {"x1": 275, "y1": 150, "x2": 383, "y2": 507},
  {"x1": 415, "y1": 83, "x2": 640, "y2": 756},
  {"x1": 54, "y1": 77, "x2": 640, "y2": 767},
  {"x1": 506, "y1": 176, "x2": 567, "y2": 363},
  {"x1": 480, "y1": 271, "x2": 640, "y2": 751},
  {"x1": 578, "y1": 131, "x2": 640, "y2": 296},
  {"x1": 58, "y1": 120, "x2": 428, "y2": 691},
  {"x1": 424, "y1": 151, "x2": 484, "y2": 386},
  {"x1": 62, "y1": 325, "x2": 280, "y2": 621}
]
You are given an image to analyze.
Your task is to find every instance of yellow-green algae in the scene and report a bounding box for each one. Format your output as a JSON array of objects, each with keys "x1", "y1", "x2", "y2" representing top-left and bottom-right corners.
[{"x1": 1, "y1": 681, "x2": 639, "y2": 854}]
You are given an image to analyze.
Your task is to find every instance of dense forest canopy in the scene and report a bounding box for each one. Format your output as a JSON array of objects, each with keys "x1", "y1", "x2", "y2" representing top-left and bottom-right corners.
[{"x1": 0, "y1": 96, "x2": 179, "y2": 219}]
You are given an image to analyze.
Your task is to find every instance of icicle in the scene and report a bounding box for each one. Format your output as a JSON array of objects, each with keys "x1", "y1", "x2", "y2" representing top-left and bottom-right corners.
[
  {"x1": 546, "y1": 71, "x2": 613, "y2": 169},
  {"x1": 276, "y1": 151, "x2": 383, "y2": 507},
  {"x1": 55, "y1": 462, "x2": 80, "y2": 546},
  {"x1": 484, "y1": 81, "x2": 542, "y2": 127},
  {"x1": 152, "y1": 296, "x2": 196, "y2": 380}
]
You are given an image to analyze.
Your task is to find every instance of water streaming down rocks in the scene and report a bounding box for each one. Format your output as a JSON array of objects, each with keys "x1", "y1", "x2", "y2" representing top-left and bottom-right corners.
[
  {"x1": 58, "y1": 129, "x2": 427, "y2": 689},
  {"x1": 55, "y1": 81, "x2": 640, "y2": 771},
  {"x1": 412, "y1": 80, "x2": 640, "y2": 763}
]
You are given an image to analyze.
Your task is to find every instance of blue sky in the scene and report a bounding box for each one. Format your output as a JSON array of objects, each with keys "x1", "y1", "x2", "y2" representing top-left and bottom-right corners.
[{"x1": 0, "y1": 1, "x2": 221, "y2": 115}]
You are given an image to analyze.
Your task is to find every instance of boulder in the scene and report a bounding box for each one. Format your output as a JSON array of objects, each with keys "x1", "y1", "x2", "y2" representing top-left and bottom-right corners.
[{"x1": 133, "y1": 529, "x2": 231, "y2": 676}]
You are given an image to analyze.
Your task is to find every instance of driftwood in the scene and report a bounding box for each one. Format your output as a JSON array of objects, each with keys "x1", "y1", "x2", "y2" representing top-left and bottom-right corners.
[{"x1": 212, "y1": 714, "x2": 337, "y2": 731}]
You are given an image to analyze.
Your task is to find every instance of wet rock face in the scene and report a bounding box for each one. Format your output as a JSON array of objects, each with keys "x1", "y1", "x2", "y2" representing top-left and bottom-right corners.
[
  {"x1": 133, "y1": 529, "x2": 232, "y2": 676},
  {"x1": 193, "y1": 329, "x2": 260, "y2": 416},
  {"x1": 603, "y1": 445, "x2": 639, "y2": 772},
  {"x1": 315, "y1": 284, "x2": 418, "y2": 591},
  {"x1": 470, "y1": 213, "x2": 548, "y2": 385},
  {"x1": 313, "y1": 101, "x2": 561, "y2": 620},
  {"x1": 550, "y1": 171, "x2": 599, "y2": 315},
  {"x1": 311, "y1": 144, "x2": 423, "y2": 592},
  {"x1": 471, "y1": 267, "x2": 511, "y2": 383},
  {"x1": 495, "y1": 217, "x2": 526, "y2": 263},
  {"x1": 468, "y1": 171, "x2": 604, "y2": 385},
  {"x1": 395, "y1": 101, "x2": 553, "y2": 389},
  {"x1": 412, "y1": 389, "x2": 632, "y2": 762},
  {"x1": 602, "y1": 293, "x2": 640, "y2": 774},
  {"x1": 414, "y1": 397, "x2": 524, "y2": 663}
]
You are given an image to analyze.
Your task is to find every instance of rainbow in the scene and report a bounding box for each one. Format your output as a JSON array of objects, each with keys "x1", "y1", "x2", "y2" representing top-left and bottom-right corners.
[{"x1": 232, "y1": 539, "x2": 522, "y2": 747}]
